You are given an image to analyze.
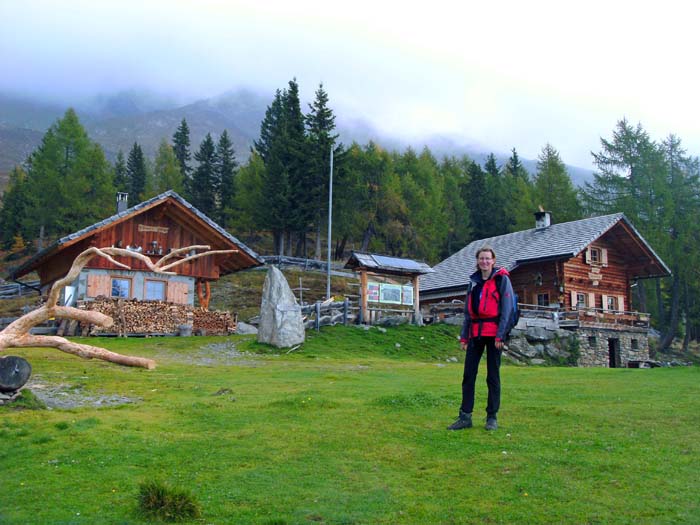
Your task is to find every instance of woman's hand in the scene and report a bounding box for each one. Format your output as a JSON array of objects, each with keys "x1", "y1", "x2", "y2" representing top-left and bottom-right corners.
[{"x1": 495, "y1": 339, "x2": 504, "y2": 350}]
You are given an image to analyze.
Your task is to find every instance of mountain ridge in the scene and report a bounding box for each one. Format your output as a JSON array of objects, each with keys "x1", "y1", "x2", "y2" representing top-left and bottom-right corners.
[{"x1": 0, "y1": 89, "x2": 594, "y2": 187}]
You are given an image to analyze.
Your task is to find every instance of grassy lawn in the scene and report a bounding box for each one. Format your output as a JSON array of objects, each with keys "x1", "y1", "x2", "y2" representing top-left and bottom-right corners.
[{"x1": 1, "y1": 325, "x2": 698, "y2": 524}]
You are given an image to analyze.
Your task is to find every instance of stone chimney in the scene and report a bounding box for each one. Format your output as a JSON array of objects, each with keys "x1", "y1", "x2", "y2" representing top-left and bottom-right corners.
[
  {"x1": 117, "y1": 192, "x2": 129, "y2": 213},
  {"x1": 534, "y1": 206, "x2": 551, "y2": 230}
]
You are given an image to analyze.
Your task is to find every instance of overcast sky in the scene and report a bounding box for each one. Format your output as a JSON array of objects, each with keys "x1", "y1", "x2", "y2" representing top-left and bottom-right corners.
[{"x1": 2, "y1": 0, "x2": 699, "y2": 169}]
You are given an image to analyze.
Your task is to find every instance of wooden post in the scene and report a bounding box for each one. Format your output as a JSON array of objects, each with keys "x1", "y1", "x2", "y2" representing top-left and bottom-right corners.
[
  {"x1": 360, "y1": 270, "x2": 368, "y2": 325},
  {"x1": 343, "y1": 297, "x2": 349, "y2": 325},
  {"x1": 196, "y1": 280, "x2": 212, "y2": 310},
  {"x1": 315, "y1": 301, "x2": 321, "y2": 331},
  {"x1": 413, "y1": 276, "x2": 421, "y2": 326}
]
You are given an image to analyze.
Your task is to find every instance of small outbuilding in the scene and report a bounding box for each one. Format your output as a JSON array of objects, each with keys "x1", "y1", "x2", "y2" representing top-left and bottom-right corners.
[{"x1": 344, "y1": 252, "x2": 434, "y2": 325}]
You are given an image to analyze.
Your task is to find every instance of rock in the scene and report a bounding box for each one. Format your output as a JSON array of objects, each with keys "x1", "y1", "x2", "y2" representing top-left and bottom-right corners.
[
  {"x1": 525, "y1": 326, "x2": 555, "y2": 342},
  {"x1": 377, "y1": 316, "x2": 408, "y2": 327},
  {"x1": 507, "y1": 338, "x2": 540, "y2": 358},
  {"x1": 235, "y1": 321, "x2": 258, "y2": 335},
  {"x1": 257, "y1": 266, "x2": 305, "y2": 348},
  {"x1": 443, "y1": 315, "x2": 464, "y2": 326},
  {"x1": 545, "y1": 344, "x2": 570, "y2": 359},
  {"x1": 530, "y1": 358, "x2": 546, "y2": 365},
  {"x1": 376, "y1": 327, "x2": 387, "y2": 334}
]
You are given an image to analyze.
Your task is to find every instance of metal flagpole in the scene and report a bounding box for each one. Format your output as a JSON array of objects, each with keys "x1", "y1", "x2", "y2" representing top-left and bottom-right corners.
[{"x1": 326, "y1": 147, "x2": 334, "y2": 300}]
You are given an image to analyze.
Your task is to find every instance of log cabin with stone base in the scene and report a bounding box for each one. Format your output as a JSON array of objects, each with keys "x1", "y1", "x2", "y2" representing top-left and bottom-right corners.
[
  {"x1": 7, "y1": 191, "x2": 264, "y2": 335},
  {"x1": 420, "y1": 211, "x2": 671, "y2": 367}
]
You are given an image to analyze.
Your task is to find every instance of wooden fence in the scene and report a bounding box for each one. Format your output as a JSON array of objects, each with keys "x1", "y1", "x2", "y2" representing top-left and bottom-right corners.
[{"x1": 0, "y1": 280, "x2": 41, "y2": 299}]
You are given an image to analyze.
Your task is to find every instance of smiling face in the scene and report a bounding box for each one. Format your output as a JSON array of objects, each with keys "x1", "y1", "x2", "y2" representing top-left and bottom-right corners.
[{"x1": 475, "y1": 247, "x2": 496, "y2": 276}]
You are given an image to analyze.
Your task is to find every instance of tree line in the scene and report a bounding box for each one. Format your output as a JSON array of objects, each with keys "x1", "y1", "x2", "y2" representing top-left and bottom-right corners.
[{"x1": 1, "y1": 80, "x2": 698, "y2": 348}]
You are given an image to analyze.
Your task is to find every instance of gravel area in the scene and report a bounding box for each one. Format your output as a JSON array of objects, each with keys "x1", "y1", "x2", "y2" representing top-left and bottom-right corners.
[{"x1": 26, "y1": 376, "x2": 141, "y2": 409}]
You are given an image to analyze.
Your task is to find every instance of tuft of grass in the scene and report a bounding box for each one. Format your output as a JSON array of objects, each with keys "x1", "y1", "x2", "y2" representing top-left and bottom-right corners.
[
  {"x1": 373, "y1": 391, "x2": 455, "y2": 409},
  {"x1": 4, "y1": 389, "x2": 46, "y2": 410},
  {"x1": 136, "y1": 479, "x2": 202, "y2": 522}
]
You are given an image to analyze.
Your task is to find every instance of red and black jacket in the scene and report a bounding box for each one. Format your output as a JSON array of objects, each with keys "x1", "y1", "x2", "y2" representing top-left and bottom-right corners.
[{"x1": 460, "y1": 266, "x2": 514, "y2": 343}]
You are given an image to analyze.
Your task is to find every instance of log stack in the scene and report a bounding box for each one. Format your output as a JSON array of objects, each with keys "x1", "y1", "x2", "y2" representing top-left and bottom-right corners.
[{"x1": 82, "y1": 297, "x2": 237, "y2": 336}]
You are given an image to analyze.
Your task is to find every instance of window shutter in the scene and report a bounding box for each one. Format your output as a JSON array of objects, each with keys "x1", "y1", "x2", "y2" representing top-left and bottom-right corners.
[
  {"x1": 602, "y1": 295, "x2": 609, "y2": 311},
  {"x1": 601, "y1": 248, "x2": 608, "y2": 266},
  {"x1": 167, "y1": 281, "x2": 190, "y2": 304},
  {"x1": 570, "y1": 290, "x2": 577, "y2": 308},
  {"x1": 585, "y1": 249, "x2": 592, "y2": 264},
  {"x1": 588, "y1": 293, "x2": 596, "y2": 309},
  {"x1": 86, "y1": 273, "x2": 111, "y2": 298},
  {"x1": 618, "y1": 295, "x2": 625, "y2": 313}
]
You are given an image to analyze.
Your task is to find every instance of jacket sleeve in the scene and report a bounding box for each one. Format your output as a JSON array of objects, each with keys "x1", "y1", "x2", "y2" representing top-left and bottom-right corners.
[
  {"x1": 460, "y1": 284, "x2": 472, "y2": 342},
  {"x1": 496, "y1": 274, "x2": 515, "y2": 341}
]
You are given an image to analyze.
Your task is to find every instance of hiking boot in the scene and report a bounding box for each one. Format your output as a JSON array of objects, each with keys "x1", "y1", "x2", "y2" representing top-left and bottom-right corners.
[
  {"x1": 447, "y1": 411, "x2": 472, "y2": 430},
  {"x1": 485, "y1": 417, "x2": 498, "y2": 431}
]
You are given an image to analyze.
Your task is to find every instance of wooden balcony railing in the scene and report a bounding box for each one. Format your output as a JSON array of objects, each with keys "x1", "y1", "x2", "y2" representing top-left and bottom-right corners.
[{"x1": 426, "y1": 302, "x2": 651, "y2": 329}]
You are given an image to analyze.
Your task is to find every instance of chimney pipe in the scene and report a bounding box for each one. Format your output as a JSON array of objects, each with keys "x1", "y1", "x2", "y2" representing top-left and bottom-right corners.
[
  {"x1": 117, "y1": 192, "x2": 129, "y2": 213},
  {"x1": 535, "y1": 210, "x2": 551, "y2": 229}
]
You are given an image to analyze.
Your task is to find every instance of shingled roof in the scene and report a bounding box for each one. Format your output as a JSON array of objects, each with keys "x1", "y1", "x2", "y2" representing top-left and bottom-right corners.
[
  {"x1": 420, "y1": 213, "x2": 670, "y2": 295},
  {"x1": 8, "y1": 190, "x2": 264, "y2": 280}
]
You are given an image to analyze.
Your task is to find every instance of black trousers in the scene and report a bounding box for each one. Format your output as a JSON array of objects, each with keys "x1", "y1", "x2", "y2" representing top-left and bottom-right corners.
[{"x1": 460, "y1": 336, "x2": 501, "y2": 417}]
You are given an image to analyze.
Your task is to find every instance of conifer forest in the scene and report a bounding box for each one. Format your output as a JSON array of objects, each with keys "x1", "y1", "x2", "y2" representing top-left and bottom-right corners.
[{"x1": 1, "y1": 79, "x2": 699, "y2": 348}]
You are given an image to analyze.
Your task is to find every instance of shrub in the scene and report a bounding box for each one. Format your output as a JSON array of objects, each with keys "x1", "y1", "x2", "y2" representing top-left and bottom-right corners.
[{"x1": 136, "y1": 480, "x2": 202, "y2": 522}]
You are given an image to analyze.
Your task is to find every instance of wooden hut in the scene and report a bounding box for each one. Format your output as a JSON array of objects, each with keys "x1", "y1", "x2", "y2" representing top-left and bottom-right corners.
[{"x1": 8, "y1": 191, "x2": 264, "y2": 309}]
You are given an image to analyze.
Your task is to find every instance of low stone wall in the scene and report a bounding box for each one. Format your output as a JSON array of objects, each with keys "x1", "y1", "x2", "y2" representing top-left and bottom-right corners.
[{"x1": 576, "y1": 327, "x2": 650, "y2": 367}]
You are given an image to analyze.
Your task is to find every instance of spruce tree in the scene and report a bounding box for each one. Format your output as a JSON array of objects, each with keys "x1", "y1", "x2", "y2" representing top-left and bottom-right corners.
[
  {"x1": 215, "y1": 130, "x2": 238, "y2": 227},
  {"x1": 126, "y1": 142, "x2": 148, "y2": 203},
  {"x1": 0, "y1": 166, "x2": 30, "y2": 249},
  {"x1": 482, "y1": 153, "x2": 509, "y2": 237},
  {"x1": 282, "y1": 79, "x2": 311, "y2": 255},
  {"x1": 113, "y1": 150, "x2": 128, "y2": 192},
  {"x1": 191, "y1": 133, "x2": 217, "y2": 215},
  {"x1": 306, "y1": 83, "x2": 339, "y2": 257},
  {"x1": 172, "y1": 118, "x2": 192, "y2": 197},
  {"x1": 466, "y1": 160, "x2": 490, "y2": 239}
]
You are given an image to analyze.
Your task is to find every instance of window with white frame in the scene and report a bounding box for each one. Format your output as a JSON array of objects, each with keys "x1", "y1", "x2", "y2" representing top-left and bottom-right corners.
[
  {"x1": 589, "y1": 247, "x2": 602, "y2": 263},
  {"x1": 537, "y1": 293, "x2": 549, "y2": 307},
  {"x1": 145, "y1": 280, "x2": 166, "y2": 301},
  {"x1": 111, "y1": 278, "x2": 131, "y2": 298},
  {"x1": 576, "y1": 293, "x2": 587, "y2": 308},
  {"x1": 607, "y1": 295, "x2": 618, "y2": 311}
]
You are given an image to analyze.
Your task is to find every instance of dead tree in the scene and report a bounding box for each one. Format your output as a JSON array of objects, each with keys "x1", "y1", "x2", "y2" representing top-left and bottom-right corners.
[{"x1": 0, "y1": 245, "x2": 236, "y2": 370}]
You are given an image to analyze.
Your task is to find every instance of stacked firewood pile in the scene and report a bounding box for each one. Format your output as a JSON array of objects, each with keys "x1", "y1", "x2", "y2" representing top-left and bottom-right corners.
[
  {"x1": 82, "y1": 297, "x2": 237, "y2": 336},
  {"x1": 193, "y1": 308, "x2": 237, "y2": 335}
]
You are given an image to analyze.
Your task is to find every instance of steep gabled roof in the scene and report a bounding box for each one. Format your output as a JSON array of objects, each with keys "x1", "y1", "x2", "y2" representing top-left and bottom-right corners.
[
  {"x1": 8, "y1": 190, "x2": 264, "y2": 280},
  {"x1": 420, "y1": 213, "x2": 670, "y2": 294}
]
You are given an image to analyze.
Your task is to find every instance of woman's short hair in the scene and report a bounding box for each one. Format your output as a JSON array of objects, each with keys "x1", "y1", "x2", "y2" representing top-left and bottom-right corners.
[{"x1": 475, "y1": 246, "x2": 496, "y2": 270}]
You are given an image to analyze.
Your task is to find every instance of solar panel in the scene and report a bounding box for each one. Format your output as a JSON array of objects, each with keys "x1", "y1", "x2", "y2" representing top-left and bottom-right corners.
[{"x1": 371, "y1": 254, "x2": 424, "y2": 270}]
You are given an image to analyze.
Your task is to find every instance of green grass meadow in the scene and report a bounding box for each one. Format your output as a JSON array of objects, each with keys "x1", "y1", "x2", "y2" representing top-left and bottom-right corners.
[{"x1": 1, "y1": 325, "x2": 698, "y2": 524}]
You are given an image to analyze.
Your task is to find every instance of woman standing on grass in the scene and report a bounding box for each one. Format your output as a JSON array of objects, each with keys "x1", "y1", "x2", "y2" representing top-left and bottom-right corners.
[{"x1": 448, "y1": 246, "x2": 514, "y2": 431}]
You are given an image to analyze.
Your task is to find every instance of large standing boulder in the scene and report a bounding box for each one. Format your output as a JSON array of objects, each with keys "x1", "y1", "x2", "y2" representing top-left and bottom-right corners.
[{"x1": 257, "y1": 266, "x2": 305, "y2": 348}]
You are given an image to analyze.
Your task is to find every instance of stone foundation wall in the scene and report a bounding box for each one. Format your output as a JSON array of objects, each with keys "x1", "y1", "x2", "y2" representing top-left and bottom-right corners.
[{"x1": 576, "y1": 327, "x2": 649, "y2": 367}]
